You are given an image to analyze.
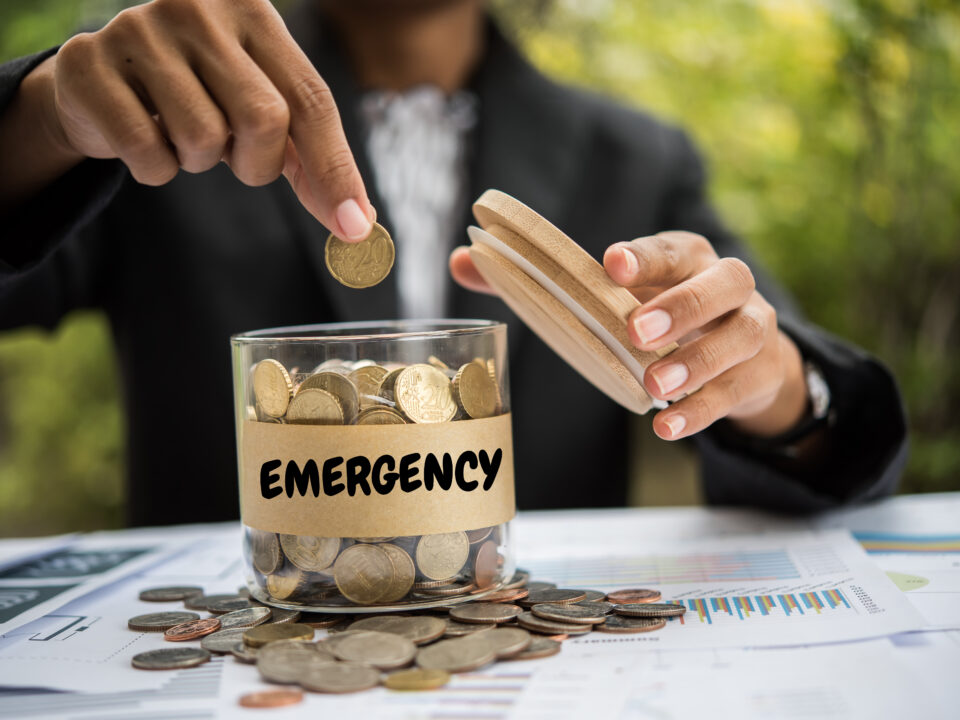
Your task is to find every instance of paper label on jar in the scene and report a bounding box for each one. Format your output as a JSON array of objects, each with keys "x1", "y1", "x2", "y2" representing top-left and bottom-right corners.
[{"x1": 240, "y1": 413, "x2": 516, "y2": 537}]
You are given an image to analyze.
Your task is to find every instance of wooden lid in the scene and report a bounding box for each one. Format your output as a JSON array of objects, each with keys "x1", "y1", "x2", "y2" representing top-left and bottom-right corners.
[{"x1": 469, "y1": 190, "x2": 675, "y2": 415}]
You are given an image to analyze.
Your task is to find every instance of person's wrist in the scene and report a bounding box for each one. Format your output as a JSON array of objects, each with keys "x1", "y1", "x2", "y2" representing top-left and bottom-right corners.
[
  {"x1": 727, "y1": 331, "x2": 808, "y2": 438},
  {"x1": 27, "y1": 56, "x2": 84, "y2": 165}
]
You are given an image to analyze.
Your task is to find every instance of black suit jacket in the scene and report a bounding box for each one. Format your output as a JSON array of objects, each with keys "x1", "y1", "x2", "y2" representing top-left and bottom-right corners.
[{"x1": 0, "y1": 13, "x2": 907, "y2": 526}]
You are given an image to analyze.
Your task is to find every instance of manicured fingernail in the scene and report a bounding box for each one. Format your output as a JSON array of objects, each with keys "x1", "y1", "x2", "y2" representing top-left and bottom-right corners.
[
  {"x1": 633, "y1": 309, "x2": 671, "y2": 344},
  {"x1": 650, "y1": 363, "x2": 689, "y2": 396},
  {"x1": 336, "y1": 198, "x2": 372, "y2": 241},
  {"x1": 619, "y1": 246, "x2": 639, "y2": 277},
  {"x1": 664, "y1": 414, "x2": 687, "y2": 438}
]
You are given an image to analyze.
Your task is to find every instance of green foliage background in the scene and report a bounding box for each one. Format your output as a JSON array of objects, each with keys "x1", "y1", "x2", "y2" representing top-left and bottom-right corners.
[{"x1": 0, "y1": 0, "x2": 957, "y2": 535}]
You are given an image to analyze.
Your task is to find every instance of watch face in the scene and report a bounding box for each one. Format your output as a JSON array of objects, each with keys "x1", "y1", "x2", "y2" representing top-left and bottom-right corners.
[{"x1": 804, "y1": 362, "x2": 830, "y2": 419}]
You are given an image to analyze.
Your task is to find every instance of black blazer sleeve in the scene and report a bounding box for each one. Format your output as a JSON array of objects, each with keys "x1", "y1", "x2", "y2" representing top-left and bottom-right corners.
[
  {"x1": 0, "y1": 51, "x2": 125, "y2": 328},
  {"x1": 660, "y1": 129, "x2": 908, "y2": 512}
]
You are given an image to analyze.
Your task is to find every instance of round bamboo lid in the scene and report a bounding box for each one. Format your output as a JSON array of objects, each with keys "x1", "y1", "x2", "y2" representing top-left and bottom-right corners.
[{"x1": 469, "y1": 189, "x2": 675, "y2": 415}]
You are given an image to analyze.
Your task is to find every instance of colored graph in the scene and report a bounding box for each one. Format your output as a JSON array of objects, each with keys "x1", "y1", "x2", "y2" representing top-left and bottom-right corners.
[
  {"x1": 854, "y1": 532, "x2": 960, "y2": 554},
  {"x1": 672, "y1": 589, "x2": 852, "y2": 625}
]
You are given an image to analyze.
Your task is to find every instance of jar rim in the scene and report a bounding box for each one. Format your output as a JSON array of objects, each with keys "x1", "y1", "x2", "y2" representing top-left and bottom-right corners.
[{"x1": 231, "y1": 319, "x2": 505, "y2": 344}]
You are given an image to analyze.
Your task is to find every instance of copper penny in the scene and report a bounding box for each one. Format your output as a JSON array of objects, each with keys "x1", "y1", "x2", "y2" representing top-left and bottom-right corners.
[
  {"x1": 606, "y1": 588, "x2": 661, "y2": 604},
  {"x1": 238, "y1": 689, "x2": 304, "y2": 708},
  {"x1": 164, "y1": 617, "x2": 221, "y2": 641},
  {"x1": 473, "y1": 541, "x2": 499, "y2": 589}
]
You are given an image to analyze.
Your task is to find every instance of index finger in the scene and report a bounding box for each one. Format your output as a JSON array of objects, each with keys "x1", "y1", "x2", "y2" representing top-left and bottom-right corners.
[
  {"x1": 243, "y1": 3, "x2": 374, "y2": 240},
  {"x1": 603, "y1": 231, "x2": 716, "y2": 289}
]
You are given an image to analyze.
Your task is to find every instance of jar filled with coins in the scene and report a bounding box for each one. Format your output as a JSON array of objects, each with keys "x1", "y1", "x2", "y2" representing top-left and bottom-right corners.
[{"x1": 231, "y1": 321, "x2": 516, "y2": 612}]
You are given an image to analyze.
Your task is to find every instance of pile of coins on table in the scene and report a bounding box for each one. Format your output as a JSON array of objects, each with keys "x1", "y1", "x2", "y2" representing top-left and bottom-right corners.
[
  {"x1": 246, "y1": 353, "x2": 505, "y2": 607},
  {"x1": 247, "y1": 527, "x2": 504, "y2": 607},
  {"x1": 250, "y1": 355, "x2": 501, "y2": 426},
  {"x1": 127, "y1": 573, "x2": 684, "y2": 706}
]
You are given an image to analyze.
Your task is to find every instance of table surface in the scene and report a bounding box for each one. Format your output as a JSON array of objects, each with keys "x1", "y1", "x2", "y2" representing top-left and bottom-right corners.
[{"x1": 0, "y1": 493, "x2": 958, "y2": 720}]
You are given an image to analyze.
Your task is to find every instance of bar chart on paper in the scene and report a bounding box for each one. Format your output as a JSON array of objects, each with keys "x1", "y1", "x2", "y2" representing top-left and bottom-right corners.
[{"x1": 519, "y1": 529, "x2": 924, "y2": 649}]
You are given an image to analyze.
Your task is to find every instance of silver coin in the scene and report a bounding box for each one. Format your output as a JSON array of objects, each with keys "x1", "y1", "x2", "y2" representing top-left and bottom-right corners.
[
  {"x1": 613, "y1": 602, "x2": 686, "y2": 618},
  {"x1": 571, "y1": 589, "x2": 607, "y2": 603},
  {"x1": 217, "y1": 606, "x2": 272, "y2": 630},
  {"x1": 449, "y1": 603, "x2": 521, "y2": 625},
  {"x1": 207, "y1": 597, "x2": 257, "y2": 614},
  {"x1": 575, "y1": 600, "x2": 615, "y2": 615},
  {"x1": 184, "y1": 593, "x2": 245, "y2": 611},
  {"x1": 502, "y1": 636, "x2": 561, "y2": 661},
  {"x1": 201, "y1": 628, "x2": 249, "y2": 654},
  {"x1": 128, "y1": 611, "x2": 200, "y2": 632},
  {"x1": 525, "y1": 581, "x2": 557, "y2": 592},
  {"x1": 266, "y1": 607, "x2": 302, "y2": 624},
  {"x1": 444, "y1": 619, "x2": 496, "y2": 637},
  {"x1": 325, "y1": 630, "x2": 416, "y2": 670},
  {"x1": 416, "y1": 636, "x2": 496, "y2": 673},
  {"x1": 348, "y1": 615, "x2": 446, "y2": 645},
  {"x1": 300, "y1": 662, "x2": 381, "y2": 693},
  {"x1": 257, "y1": 641, "x2": 337, "y2": 684},
  {"x1": 530, "y1": 603, "x2": 607, "y2": 625},
  {"x1": 520, "y1": 589, "x2": 587, "y2": 607},
  {"x1": 596, "y1": 616, "x2": 667, "y2": 633},
  {"x1": 231, "y1": 641, "x2": 259, "y2": 664},
  {"x1": 516, "y1": 611, "x2": 593, "y2": 636},
  {"x1": 474, "y1": 627, "x2": 531, "y2": 659},
  {"x1": 131, "y1": 647, "x2": 211, "y2": 670},
  {"x1": 138, "y1": 586, "x2": 203, "y2": 602}
]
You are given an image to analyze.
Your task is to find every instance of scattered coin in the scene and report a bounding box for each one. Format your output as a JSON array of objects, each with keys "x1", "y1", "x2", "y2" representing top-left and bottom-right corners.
[
  {"x1": 186, "y1": 593, "x2": 248, "y2": 612},
  {"x1": 238, "y1": 689, "x2": 304, "y2": 708},
  {"x1": 613, "y1": 602, "x2": 686, "y2": 618},
  {"x1": 485, "y1": 588, "x2": 529, "y2": 603},
  {"x1": 243, "y1": 622, "x2": 314, "y2": 648},
  {"x1": 476, "y1": 627, "x2": 532, "y2": 659},
  {"x1": 299, "y1": 612, "x2": 342, "y2": 629},
  {"x1": 325, "y1": 222, "x2": 395, "y2": 289},
  {"x1": 266, "y1": 607, "x2": 302, "y2": 624},
  {"x1": 231, "y1": 641, "x2": 259, "y2": 663},
  {"x1": 207, "y1": 596, "x2": 257, "y2": 614},
  {"x1": 164, "y1": 617, "x2": 221, "y2": 641},
  {"x1": 502, "y1": 636, "x2": 561, "y2": 662},
  {"x1": 416, "y1": 636, "x2": 496, "y2": 673},
  {"x1": 384, "y1": 668, "x2": 451, "y2": 691},
  {"x1": 530, "y1": 603, "x2": 607, "y2": 625},
  {"x1": 217, "y1": 606, "x2": 272, "y2": 630},
  {"x1": 444, "y1": 619, "x2": 496, "y2": 637},
  {"x1": 573, "y1": 589, "x2": 607, "y2": 603},
  {"x1": 138, "y1": 586, "x2": 203, "y2": 602},
  {"x1": 201, "y1": 628, "x2": 249, "y2": 654},
  {"x1": 520, "y1": 589, "x2": 587, "y2": 607},
  {"x1": 128, "y1": 611, "x2": 200, "y2": 632},
  {"x1": 516, "y1": 611, "x2": 593, "y2": 636},
  {"x1": 348, "y1": 615, "x2": 446, "y2": 645},
  {"x1": 449, "y1": 603, "x2": 521, "y2": 625},
  {"x1": 326, "y1": 630, "x2": 417, "y2": 670},
  {"x1": 257, "y1": 641, "x2": 336, "y2": 684},
  {"x1": 606, "y1": 588, "x2": 662, "y2": 604},
  {"x1": 525, "y1": 581, "x2": 558, "y2": 592},
  {"x1": 596, "y1": 616, "x2": 667, "y2": 634},
  {"x1": 301, "y1": 662, "x2": 382, "y2": 693},
  {"x1": 575, "y1": 600, "x2": 615, "y2": 615},
  {"x1": 132, "y1": 647, "x2": 211, "y2": 670}
]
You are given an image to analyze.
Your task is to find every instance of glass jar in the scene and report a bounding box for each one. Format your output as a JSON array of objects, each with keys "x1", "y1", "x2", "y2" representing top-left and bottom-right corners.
[{"x1": 231, "y1": 320, "x2": 516, "y2": 612}]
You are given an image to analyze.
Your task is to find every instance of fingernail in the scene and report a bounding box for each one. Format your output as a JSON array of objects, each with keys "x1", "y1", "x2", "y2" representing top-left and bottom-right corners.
[
  {"x1": 650, "y1": 363, "x2": 689, "y2": 395},
  {"x1": 664, "y1": 414, "x2": 687, "y2": 438},
  {"x1": 633, "y1": 309, "x2": 671, "y2": 344},
  {"x1": 336, "y1": 198, "x2": 372, "y2": 241},
  {"x1": 619, "y1": 246, "x2": 639, "y2": 277}
]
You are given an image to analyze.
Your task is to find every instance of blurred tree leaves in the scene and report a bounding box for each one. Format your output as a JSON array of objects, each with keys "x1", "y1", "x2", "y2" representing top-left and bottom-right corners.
[{"x1": 0, "y1": 0, "x2": 957, "y2": 535}]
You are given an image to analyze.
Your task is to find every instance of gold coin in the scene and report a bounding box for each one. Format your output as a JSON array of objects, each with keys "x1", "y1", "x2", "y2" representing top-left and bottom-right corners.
[
  {"x1": 378, "y1": 544, "x2": 416, "y2": 603},
  {"x1": 242, "y1": 622, "x2": 314, "y2": 648},
  {"x1": 279, "y1": 535, "x2": 341, "y2": 573},
  {"x1": 297, "y1": 372, "x2": 360, "y2": 424},
  {"x1": 395, "y1": 364, "x2": 457, "y2": 424},
  {"x1": 452, "y1": 362, "x2": 499, "y2": 419},
  {"x1": 356, "y1": 407, "x2": 407, "y2": 425},
  {"x1": 384, "y1": 668, "x2": 451, "y2": 691},
  {"x1": 252, "y1": 359, "x2": 293, "y2": 418},
  {"x1": 285, "y1": 388, "x2": 344, "y2": 425},
  {"x1": 377, "y1": 367, "x2": 404, "y2": 402},
  {"x1": 427, "y1": 355, "x2": 450, "y2": 371},
  {"x1": 266, "y1": 565, "x2": 310, "y2": 600},
  {"x1": 333, "y1": 543, "x2": 396, "y2": 605},
  {"x1": 349, "y1": 366, "x2": 389, "y2": 409},
  {"x1": 250, "y1": 529, "x2": 282, "y2": 575},
  {"x1": 415, "y1": 532, "x2": 470, "y2": 580},
  {"x1": 325, "y1": 222, "x2": 395, "y2": 289}
]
